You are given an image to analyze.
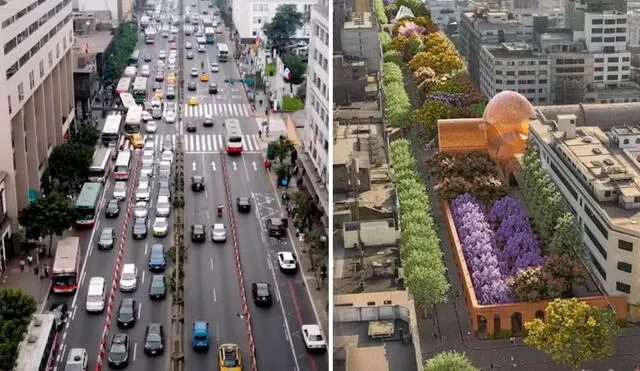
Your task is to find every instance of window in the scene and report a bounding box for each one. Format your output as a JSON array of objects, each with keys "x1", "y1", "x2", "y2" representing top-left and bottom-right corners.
[
  {"x1": 4, "y1": 38, "x2": 17, "y2": 55},
  {"x1": 29, "y1": 70, "x2": 34, "y2": 89},
  {"x1": 591, "y1": 37, "x2": 602, "y2": 42},
  {"x1": 592, "y1": 19, "x2": 603, "y2": 25},
  {"x1": 623, "y1": 57, "x2": 630, "y2": 62},
  {"x1": 608, "y1": 66, "x2": 618, "y2": 71},
  {"x1": 616, "y1": 36, "x2": 626, "y2": 42},
  {"x1": 549, "y1": 162, "x2": 577, "y2": 199},
  {"x1": 617, "y1": 18, "x2": 626, "y2": 24},
  {"x1": 39, "y1": 60, "x2": 44, "y2": 77},
  {"x1": 617, "y1": 261, "x2": 632, "y2": 273},
  {"x1": 607, "y1": 75, "x2": 617, "y2": 81},
  {"x1": 604, "y1": 28, "x2": 615, "y2": 34},
  {"x1": 616, "y1": 282, "x2": 631, "y2": 294},
  {"x1": 595, "y1": 58, "x2": 604, "y2": 63},
  {"x1": 7, "y1": 95, "x2": 11, "y2": 115},
  {"x1": 539, "y1": 79, "x2": 547, "y2": 84},
  {"x1": 619, "y1": 239, "x2": 633, "y2": 252},
  {"x1": 589, "y1": 252, "x2": 606, "y2": 280},
  {"x1": 56, "y1": 43, "x2": 60, "y2": 58},
  {"x1": 622, "y1": 74, "x2": 629, "y2": 80},
  {"x1": 17, "y1": 82, "x2": 24, "y2": 102},
  {"x1": 594, "y1": 76, "x2": 603, "y2": 81},
  {"x1": 585, "y1": 227, "x2": 607, "y2": 259},
  {"x1": 608, "y1": 57, "x2": 619, "y2": 63},
  {"x1": 6, "y1": 62, "x2": 18, "y2": 79},
  {"x1": 63, "y1": 36, "x2": 66, "y2": 50},
  {"x1": 604, "y1": 19, "x2": 615, "y2": 25},
  {"x1": 591, "y1": 28, "x2": 603, "y2": 33},
  {"x1": 48, "y1": 51, "x2": 52, "y2": 67}
]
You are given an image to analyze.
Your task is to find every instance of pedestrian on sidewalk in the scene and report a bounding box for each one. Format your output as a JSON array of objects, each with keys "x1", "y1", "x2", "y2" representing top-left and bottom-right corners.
[
  {"x1": 26, "y1": 254, "x2": 33, "y2": 266},
  {"x1": 259, "y1": 99, "x2": 263, "y2": 106},
  {"x1": 19, "y1": 259, "x2": 25, "y2": 272},
  {"x1": 258, "y1": 129, "x2": 262, "y2": 139},
  {"x1": 44, "y1": 264, "x2": 50, "y2": 277},
  {"x1": 263, "y1": 160, "x2": 271, "y2": 172},
  {"x1": 265, "y1": 127, "x2": 270, "y2": 137}
]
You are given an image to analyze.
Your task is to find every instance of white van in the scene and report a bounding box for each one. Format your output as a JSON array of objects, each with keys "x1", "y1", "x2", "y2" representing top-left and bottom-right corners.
[
  {"x1": 65, "y1": 348, "x2": 88, "y2": 371},
  {"x1": 119, "y1": 264, "x2": 138, "y2": 292},
  {"x1": 141, "y1": 64, "x2": 151, "y2": 77},
  {"x1": 86, "y1": 277, "x2": 106, "y2": 312}
]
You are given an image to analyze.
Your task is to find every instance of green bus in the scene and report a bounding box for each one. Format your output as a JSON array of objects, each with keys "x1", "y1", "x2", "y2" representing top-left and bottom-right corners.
[
  {"x1": 205, "y1": 27, "x2": 215, "y2": 43},
  {"x1": 128, "y1": 49, "x2": 141, "y2": 66},
  {"x1": 75, "y1": 182, "x2": 104, "y2": 228}
]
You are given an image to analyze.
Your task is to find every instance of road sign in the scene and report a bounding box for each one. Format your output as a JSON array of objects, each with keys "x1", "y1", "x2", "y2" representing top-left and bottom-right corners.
[{"x1": 28, "y1": 188, "x2": 37, "y2": 203}]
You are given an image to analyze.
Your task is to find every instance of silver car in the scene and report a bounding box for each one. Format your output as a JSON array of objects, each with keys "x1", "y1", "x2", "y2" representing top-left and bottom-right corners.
[
  {"x1": 113, "y1": 181, "x2": 127, "y2": 200},
  {"x1": 156, "y1": 196, "x2": 171, "y2": 217},
  {"x1": 134, "y1": 201, "x2": 148, "y2": 218},
  {"x1": 211, "y1": 224, "x2": 226, "y2": 242}
]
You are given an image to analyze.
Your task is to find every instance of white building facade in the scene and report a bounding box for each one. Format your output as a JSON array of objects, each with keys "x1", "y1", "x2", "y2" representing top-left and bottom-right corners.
[
  {"x1": 584, "y1": 11, "x2": 631, "y2": 85},
  {"x1": 0, "y1": 0, "x2": 76, "y2": 259},
  {"x1": 73, "y1": 0, "x2": 134, "y2": 24},
  {"x1": 232, "y1": 0, "x2": 314, "y2": 42},
  {"x1": 426, "y1": 0, "x2": 457, "y2": 30}
]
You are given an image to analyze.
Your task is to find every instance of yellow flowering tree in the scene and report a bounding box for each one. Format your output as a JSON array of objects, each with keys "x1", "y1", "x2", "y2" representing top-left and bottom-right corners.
[
  {"x1": 524, "y1": 298, "x2": 621, "y2": 370},
  {"x1": 409, "y1": 33, "x2": 464, "y2": 75}
]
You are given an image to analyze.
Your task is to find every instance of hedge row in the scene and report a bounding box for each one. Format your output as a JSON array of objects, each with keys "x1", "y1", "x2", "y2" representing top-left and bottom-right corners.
[
  {"x1": 382, "y1": 62, "x2": 411, "y2": 126},
  {"x1": 374, "y1": 0, "x2": 388, "y2": 25}
]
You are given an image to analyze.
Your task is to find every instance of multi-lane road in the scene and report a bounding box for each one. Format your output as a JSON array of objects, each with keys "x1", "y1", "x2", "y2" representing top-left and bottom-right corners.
[{"x1": 49, "y1": 0, "x2": 328, "y2": 370}]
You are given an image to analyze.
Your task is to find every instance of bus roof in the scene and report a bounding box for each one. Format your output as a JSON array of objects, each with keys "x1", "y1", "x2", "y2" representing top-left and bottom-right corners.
[
  {"x1": 119, "y1": 93, "x2": 137, "y2": 109},
  {"x1": 115, "y1": 150, "x2": 132, "y2": 166},
  {"x1": 91, "y1": 148, "x2": 112, "y2": 169},
  {"x1": 53, "y1": 237, "x2": 80, "y2": 274},
  {"x1": 205, "y1": 26, "x2": 215, "y2": 32},
  {"x1": 103, "y1": 114, "x2": 122, "y2": 134},
  {"x1": 14, "y1": 314, "x2": 56, "y2": 371},
  {"x1": 125, "y1": 105, "x2": 143, "y2": 124},
  {"x1": 218, "y1": 43, "x2": 229, "y2": 52},
  {"x1": 116, "y1": 78, "x2": 131, "y2": 93},
  {"x1": 133, "y1": 77, "x2": 147, "y2": 91},
  {"x1": 225, "y1": 119, "x2": 241, "y2": 137},
  {"x1": 124, "y1": 66, "x2": 137, "y2": 76}
]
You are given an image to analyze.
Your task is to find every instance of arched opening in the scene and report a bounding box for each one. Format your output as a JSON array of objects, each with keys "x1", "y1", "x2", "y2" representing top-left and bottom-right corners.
[
  {"x1": 535, "y1": 310, "x2": 544, "y2": 321},
  {"x1": 511, "y1": 312, "x2": 523, "y2": 336},
  {"x1": 493, "y1": 314, "x2": 501, "y2": 335},
  {"x1": 477, "y1": 315, "x2": 488, "y2": 337}
]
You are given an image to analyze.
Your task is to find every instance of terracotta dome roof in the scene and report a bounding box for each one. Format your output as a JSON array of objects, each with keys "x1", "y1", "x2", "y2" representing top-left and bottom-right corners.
[{"x1": 483, "y1": 91, "x2": 535, "y2": 126}]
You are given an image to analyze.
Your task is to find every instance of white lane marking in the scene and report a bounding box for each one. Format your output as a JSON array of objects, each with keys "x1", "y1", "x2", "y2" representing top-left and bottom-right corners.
[
  {"x1": 210, "y1": 258, "x2": 214, "y2": 271},
  {"x1": 213, "y1": 288, "x2": 217, "y2": 302},
  {"x1": 252, "y1": 161, "x2": 257, "y2": 171},
  {"x1": 138, "y1": 303, "x2": 142, "y2": 319},
  {"x1": 145, "y1": 243, "x2": 148, "y2": 256},
  {"x1": 141, "y1": 270, "x2": 146, "y2": 285},
  {"x1": 242, "y1": 156, "x2": 250, "y2": 181},
  {"x1": 192, "y1": 161, "x2": 197, "y2": 171},
  {"x1": 216, "y1": 323, "x2": 220, "y2": 342},
  {"x1": 232, "y1": 161, "x2": 237, "y2": 171},
  {"x1": 133, "y1": 342, "x2": 138, "y2": 362},
  {"x1": 211, "y1": 161, "x2": 216, "y2": 171}
]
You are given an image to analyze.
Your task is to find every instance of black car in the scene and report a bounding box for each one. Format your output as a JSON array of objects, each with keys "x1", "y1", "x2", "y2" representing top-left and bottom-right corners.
[
  {"x1": 98, "y1": 227, "x2": 116, "y2": 250},
  {"x1": 191, "y1": 224, "x2": 206, "y2": 242},
  {"x1": 132, "y1": 218, "x2": 148, "y2": 240},
  {"x1": 191, "y1": 175, "x2": 204, "y2": 191},
  {"x1": 267, "y1": 218, "x2": 286, "y2": 237},
  {"x1": 208, "y1": 83, "x2": 217, "y2": 94},
  {"x1": 155, "y1": 72, "x2": 164, "y2": 82},
  {"x1": 187, "y1": 121, "x2": 196, "y2": 132},
  {"x1": 144, "y1": 323, "x2": 165, "y2": 356},
  {"x1": 187, "y1": 81, "x2": 197, "y2": 91},
  {"x1": 252, "y1": 282, "x2": 273, "y2": 307},
  {"x1": 237, "y1": 197, "x2": 251, "y2": 212},
  {"x1": 143, "y1": 54, "x2": 152, "y2": 62},
  {"x1": 48, "y1": 303, "x2": 68, "y2": 330},
  {"x1": 105, "y1": 199, "x2": 120, "y2": 218},
  {"x1": 148, "y1": 244, "x2": 166, "y2": 272},
  {"x1": 117, "y1": 298, "x2": 137, "y2": 328},
  {"x1": 149, "y1": 275, "x2": 166, "y2": 300},
  {"x1": 203, "y1": 116, "x2": 214, "y2": 127},
  {"x1": 108, "y1": 333, "x2": 130, "y2": 368}
]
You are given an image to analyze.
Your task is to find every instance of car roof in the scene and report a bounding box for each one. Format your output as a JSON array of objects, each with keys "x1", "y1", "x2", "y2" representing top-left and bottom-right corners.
[
  {"x1": 213, "y1": 223, "x2": 224, "y2": 229},
  {"x1": 151, "y1": 244, "x2": 163, "y2": 252},
  {"x1": 193, "y1": 320, "x2": 208, "y2": 330},
  {"x1": 152, "y1": 274, "x2": 164, "y2": 282},
  {"x1": 302, "y1": 324, "x2": 321, "y2": 335},
  {"x1": 121, "y1": 297, "x2": 135, "y2": 305},
  {"x1": 279, "y1": 251, "x2": 294, "y2": 259},
  {"x1": 255, "y1": 282, "x2": 269, "y2": 289}
]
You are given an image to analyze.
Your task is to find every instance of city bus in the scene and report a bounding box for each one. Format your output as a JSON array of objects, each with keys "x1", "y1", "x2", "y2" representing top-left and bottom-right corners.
[
  {"x1": 101, "y1": 113, "x2": 122, "y2": 145},
  {"x1": 128, "y1": 49, "x2": 141, "y2": 65},
  {"x1": 132, "y1": 77, "x2": 148, "y2": 104},
  {"x1": 75, "y1": 182, "x2": 103, "y2": 228},
  {"x1": 88, "y1": 148, "x2": 112, "y2": 183},
  {"x1": 123, "y1": 66, "x2": 137, "y2": 78},
  {"x1": 217, "y1": 43, "x2": 229, "y2": 62},
  {"x1": 51, "y1": 237, "x2": 81, "y2": 293},
  {"x1": 124, "y1": 105, "x2": 143, "y2": 136},
  {"x1": 116, "y1": 77, "x2": 132, "y2": 94},
  {"x1": 205, "y1": 27, "x2": 215, "y2": 43},
  {"x1": 145, "y1": 27, "x2": 157, "y2": 44},
  {"x1": 114, "y1": 150, "x2": 132, "y2": 180},
  {"x1": 14, "y1": 314, "x2": 58, "y2": 371},
  {"x1": 224, "y1": 119, "x2": 243, "y2": 154},
  {"x1": 119, "y1": 92, "x2": 137, "y2": 109}
]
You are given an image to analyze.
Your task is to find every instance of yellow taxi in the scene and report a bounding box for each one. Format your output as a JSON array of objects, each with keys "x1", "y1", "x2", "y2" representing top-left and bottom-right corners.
[
  {"x1": 199, "y1": 73, "x2": 209, "y2": 82},
  {"x1": 167, "y1": 72, "x2": 176, "y2": 84},
  {"x1": 130, "y1": 133, "x2": 145, "y2": 149},
  {"x1": 188, "y1": 96, "x2": 198, "y2": 106},
  {"x1": 218, "y1": 344, "x2": 241, "y2": 371},
  {"x1": 154, "y1": 90, "x2": 164, "y2": 99}
]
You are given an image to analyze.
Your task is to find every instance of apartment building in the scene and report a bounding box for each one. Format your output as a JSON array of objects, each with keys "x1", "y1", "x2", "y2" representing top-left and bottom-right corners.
[
  {"x1": 529, "y1": 105, "x2": 640, "y2": 314},
  {"x1": 301, "y1": 0, "x2": 329, "y2": 222},
  {"x1": 478, "y1": 42, "x2": 551, "y2": 105},
  {"x1": 73, "y1": 0, "x2": 134, "y2": 24},
  {"x1": 0, "y1": 0, "x2": 76, "y2": 244},
  {"x1": 231, "y1": 0, "x2": 314, "y2": 42},
  {"x1": 426, "y1": 0, "x2": 457, "y2": 30},
  {"x1": 628, "y1": 9, "x2": 640, "y2": 47}
]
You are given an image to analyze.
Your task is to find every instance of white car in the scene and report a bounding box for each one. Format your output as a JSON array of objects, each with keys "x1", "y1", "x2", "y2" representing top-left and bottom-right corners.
[
  {"x1": 151, "y1": 98, "x2": 162, "y2": 108},
  {"x1": 152, "y1": 217, "x2": 168, "y2": 237},
  {"x1": 146, "y1": 120, "x2": 157, "y2": 133},
  {"x1": 144, "y1": 141, "x2": 155, "y2": 153},
  {"x1": 185, "y1": 42, "x2": 192, "y2": 49},
  {"x1": 142, "y1": 151, "x2": 154, "y2": 166},
  {"x1": 140, "y1": 163, "x2": 154, "y2": 178},
  {"x1": 134, "y1": 201, "x2": 148, "y2": 218},
  {"x1": 190, "y1": 67, "x2": 199, "y2": 77},
  {"x1": 168, "y1": 55, "x2": 176, "y2": 65},
  {"x1": 301, "y1": 325, "x2": 326, "y2": 351},
  {"x1": 170, "y1": 26, "x2": 179, "y2": 34},
  {"x1": 119, "y1": 264, "x2": 138, "y2": 292},
  {"x1": 211, "y1": 224, "x2": 226, "y2": 242},
  {"x1": 136, "y1": 180, "x2": 151, "y2": 201},
  {"x1": 165, "y1": 110, "x2": 176, "y2": 123},
  {"x1": 161, "y1": 150, "x2": 173, "y2": 163},
  {"x1": 156, "y1": 195, "x2": 171, "y2": 217},
  {"x1": 210, "y1": 62, "x2": 219, "y2": 72},
  {"x1": 158, "y1": 50, "x2": 167, "y2": 59},
  {"x1": 141, "y1": 64, "x2": 151, "y2": 77},
  {"x1": 142, "y1": 110, "x2": 153, "y2": 122},
  {"x1": 113, "y1": 181, "x2": 127, "y2": 200},
  {"x1": 277, "y1": 251, "x2": 297, "y2": 272}
]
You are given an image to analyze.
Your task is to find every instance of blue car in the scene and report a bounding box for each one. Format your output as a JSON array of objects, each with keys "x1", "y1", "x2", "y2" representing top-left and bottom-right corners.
[
  {"x1": 192, "y1": 320, "x2": 209, "y2": 351},
  {"x1": 148, "y1": 244, "x2": 166, "y2": 272}
]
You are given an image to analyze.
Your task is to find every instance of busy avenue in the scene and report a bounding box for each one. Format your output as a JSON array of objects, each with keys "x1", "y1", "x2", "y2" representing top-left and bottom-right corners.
[{"x1": 46, "y1": 0, "x2": 328, "y2": 370}]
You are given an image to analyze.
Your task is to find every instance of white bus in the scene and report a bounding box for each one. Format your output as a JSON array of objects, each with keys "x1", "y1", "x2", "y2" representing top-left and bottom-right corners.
[
  {"x1": 132, "y1": 77, "x2": 148, "y2": 104},
  {"x1": 88, "y1": 148, "x2": 112, "y2": 183},
  {"x1": 114, "y1": 150, "x2": 132, "y2": 180},
  {"x1": 116, "y1": 77, "x2": 132, "y2": 94},
  {"x1": 14, "y1": 314, "x2": 58, "y2": 371},
  {"x1": 217, "y1": 43, "x2": 229, "y2": 62},
  {"x1": 101, "y1": 114, "x2": 122, "y2": 145},
  {"x1": 123, "y1": 66, "x2": 137, "y2": 78},
  {"x1": 224, "y1": 119, "x2": 243, "y2": 154},
  {"x1": 119, "y1": 92, "x2": 137, "y2": 110},
  {"x1": 124, "y1": 105, "x2": 143, "y2": 136}
]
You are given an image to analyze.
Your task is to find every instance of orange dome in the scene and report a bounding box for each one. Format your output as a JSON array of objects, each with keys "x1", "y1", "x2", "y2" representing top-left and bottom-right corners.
[{"x1": 483, "y1": 91, "x2": 535, "y2": 126}]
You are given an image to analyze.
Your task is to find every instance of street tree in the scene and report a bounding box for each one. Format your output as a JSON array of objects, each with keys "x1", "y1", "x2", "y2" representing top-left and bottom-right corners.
[
  {"x1": 424, "y1": 351, "x2": 479, "y2": 371},
  {"x1": 412, "y1": 100, "x2": 457, "y2": 136},
  {"x1": 18, "y1": 192, "x2": 78, "y2": 256},
  {"x1": 272, "y1": 137, "x2": 296, "y2": 164},
  {"x1": 280, "y1": 53, "x2": 307, "y2": 85},
  {"x1": 48, "y1": 142, "x2": 93, "y2": 194},
  {"x1": 524, "y1": 298, "x2": 621, "y2": 370},
  {"x1": 293, "y1": 191, "x2": 311, "y2": 222},
  {"x1": 71, "y1": 120, "x2": 100, "y2": 147},
  {"x1": 548, "y1": 212, "x2": 581, "y2": 257},
  {"x1": 263, "y1": 5, "x2": 304, "y2": 52},
  {"x1": 0, "y1": 288, "x2": 37, "y2": 370}
]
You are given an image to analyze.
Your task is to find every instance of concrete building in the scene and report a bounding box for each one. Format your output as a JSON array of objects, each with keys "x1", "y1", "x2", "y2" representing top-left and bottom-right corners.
[
  {"x1": 0, "y1": 172, "x2": 10, "y2": 274},
  {"x1": 340, "y1": 11, "x2": 381, "y2": 73},
  {"x1": 529, "y1": 102, "x2": 640, "y2": 317},
  {"x1": 0, "y1": 0, "x2": 76, "y2": 254},
  {"x1": 333, "y1": 54, "x2": 368, "y2": 105},
  {"x1": 73, "y1": 0, "x2": 134, "y2": 25},
  {"x1": 628, "y1": 9, "x2": 640, "y2": 48},
  {"x1": 300, "y1": 0, "x2": 329, "y2": 222},
  {"x1": 478, "y1": 42, "x2": 551, "y2": 105},
  {"x1": 231, "y1": 0, "x2": 313, "y2": 43},
  {"x1": 426, "y1": 0, "x2": 457, "y2": 30}
]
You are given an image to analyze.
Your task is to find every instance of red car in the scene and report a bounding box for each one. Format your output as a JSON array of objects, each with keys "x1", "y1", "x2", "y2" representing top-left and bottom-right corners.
[{"x1": 169, "y1": 43, "x2": 177, "y2": 50}]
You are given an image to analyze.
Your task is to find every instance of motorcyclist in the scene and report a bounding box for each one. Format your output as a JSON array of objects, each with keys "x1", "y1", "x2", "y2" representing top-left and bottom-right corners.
[{"x1": 217, "y1": 204, "x2": 224, "y2": 217}]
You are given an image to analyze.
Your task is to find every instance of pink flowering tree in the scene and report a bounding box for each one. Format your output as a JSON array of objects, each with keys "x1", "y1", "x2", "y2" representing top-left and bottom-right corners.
[{"x1": 398, "y1": 21, "x2": 426, "y2": 36}]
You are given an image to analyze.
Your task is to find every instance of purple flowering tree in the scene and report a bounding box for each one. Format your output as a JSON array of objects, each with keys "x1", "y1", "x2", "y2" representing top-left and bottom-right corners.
[
  {"x1": 451, "y1": 194, "x2": 511, "y2": 304},
  {"x1": 398, "y1": 21, "x2": 426, "y2": 36}
]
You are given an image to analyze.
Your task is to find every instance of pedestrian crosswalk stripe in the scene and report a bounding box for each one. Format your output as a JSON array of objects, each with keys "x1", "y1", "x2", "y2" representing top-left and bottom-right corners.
[
  {"x1": 183, "y1": 103, "x2": 250, "y2": 118},
  {"x1": 125, "y1": 134, "x2": 262, "y2": 152}
]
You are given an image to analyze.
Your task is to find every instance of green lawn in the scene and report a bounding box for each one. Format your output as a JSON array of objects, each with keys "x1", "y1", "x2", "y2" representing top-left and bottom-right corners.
[{"x1": 282, "y1": 96, "x2": 304, "y2": 112}]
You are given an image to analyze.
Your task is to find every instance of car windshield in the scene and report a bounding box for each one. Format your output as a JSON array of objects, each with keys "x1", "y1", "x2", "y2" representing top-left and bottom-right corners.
[
  {"x1": 122, "y1": 272, "x2": 135, "y2": 280},
  {"x1": 120, "y1": 305, "x2": 133, "y2": 314},
  {"x1": 111, "y1": 344, "x2": 126, "y2": 353},
  {"x1": 151, "y1": 251, "x2": 163, "y2": 259},
  {"x1": 194, "y1": 334, "x2": 207, "y2": 340},
  {"x1": 101, "y1": 231, "x2": 112, "y2": 239},
  {"x1": 109, "y1": 200, "x2": 118, "y2": 207},
  {"x1": 309, "y1": 334, "x2": 323, "y2": 341},
  {"x1": 155, "y1": 220, "x2": 167, "y2": 228},
  {"x1": 147, "y1": 333, "x2": 162, "y2": 343},
  {"x1": 257, "y1": 285, "x2": 269, "y2": 296},
  {"x1": 194, "y1": 226, "x2": 204, "y2": 233},
  {"x1": 229, "y1": 137, "x2": 242, "y2": 143},
  {"x1": 283, "y1": 259, "x2": 295, "y2": 265}
]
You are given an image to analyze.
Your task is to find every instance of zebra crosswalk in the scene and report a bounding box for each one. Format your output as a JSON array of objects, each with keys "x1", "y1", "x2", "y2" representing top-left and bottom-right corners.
[
  {"x1": 182, "y1": 103, "x2": 250, "y2": 118},
  {"x1": 123, "y1": 134, "x2": 262, "y2": 153}
]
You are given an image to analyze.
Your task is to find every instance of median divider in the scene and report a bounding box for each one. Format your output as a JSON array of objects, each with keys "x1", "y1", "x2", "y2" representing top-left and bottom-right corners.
[
  {"x1": 94, "y1": 151, "x2": 142, "y2": 371},
  {"x1": 220, "y1": 157, "x2": 258, "y2": 371}
]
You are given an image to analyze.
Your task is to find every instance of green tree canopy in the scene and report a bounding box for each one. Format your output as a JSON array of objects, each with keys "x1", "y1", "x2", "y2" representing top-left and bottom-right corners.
[
  {"x1": 524, "y1": 298, "x2": 621, "y2": 370},
  {"x1": 280, "y1": 53, "x2": 307, "y2": 85},
  {"x1": 106, "y1": 23, "x2": 138, "y2": 81},
  {"x1": 0, "y1": 288, "x2": 37, "y2": 370},
  {"x1": 48, "y1": 142, "x2": 94, "y2": 193},
  {"x1": 424, "y1": 351, "x2": 479, "y2": 371},
  {"x1": 263, "y1": 5, "x2": 304, "y2": 52},
  {"x1": 70, "y1": 120, "x2": 100, "y2": 148}
]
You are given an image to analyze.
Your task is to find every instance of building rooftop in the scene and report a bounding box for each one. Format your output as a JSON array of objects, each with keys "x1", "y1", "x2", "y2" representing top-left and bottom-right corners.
[
  {"x1": 74, "y1": 30, "x2": 113, "y2": 55},
  {"x1": 344, "y1": 12, "x2": 373, "y2": 29},
  {"x1": 483, "y1": 42, "x2": 549, "y2": 58}
]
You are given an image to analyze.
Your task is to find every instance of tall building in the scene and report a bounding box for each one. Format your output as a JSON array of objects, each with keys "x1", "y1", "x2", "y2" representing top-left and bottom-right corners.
[
  {"x1": 301, "y1": 0, "x2": 329, "y2": 221},
  {"x1": 73, "y1": 0, "x2": 135, "y2": 24},
  {"x1": 231, "y1": 0, "x2": 315, "y2": 42},
  {"x1": 0, "y1": 0, "x2": 76, "y2": 261}
]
